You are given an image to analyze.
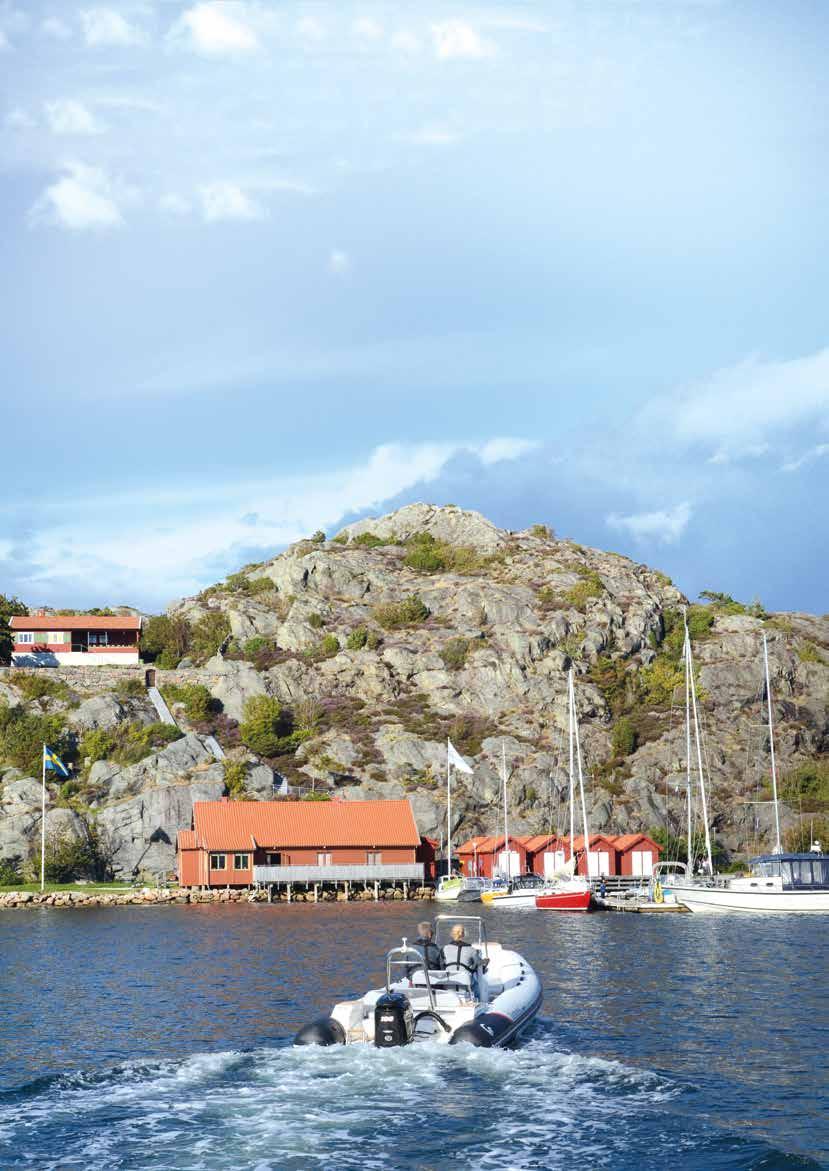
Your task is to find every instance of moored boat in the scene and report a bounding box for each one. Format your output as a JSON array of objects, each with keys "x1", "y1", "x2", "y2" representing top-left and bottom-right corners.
[
  {"x1": 294, "y1": 914, "x2": 542, "y2": 1048},
  {"x1": 481, "y1": 873, "x2": 546, "y2": 908},
  {"x1": 535, "y1": 882, "x2": 592, "y2": 911}
]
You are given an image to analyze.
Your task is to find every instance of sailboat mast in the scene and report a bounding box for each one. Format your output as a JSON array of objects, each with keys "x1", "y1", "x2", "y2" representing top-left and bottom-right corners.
[
  {"x1": 568, "y1": 669, "x2": 575, "y2": 855},
  {"x1": 688, "y1": 618, "x2": 693, "y2": 866},
  {"x1": 571, "y1": 670, "x2": 593, "y2": 878},
  {"x1": 502, "y1": 739, "x2": 510, "y2": 877},
  {"x1": 687, "y1": 633, "x2": 714, "y2": 875},
  {"x1": 763, "y1": 633, "x2": 782, "y2": 854},
  {"x1": 446, "y1": 740, "x2": 452, "y2": 874}
]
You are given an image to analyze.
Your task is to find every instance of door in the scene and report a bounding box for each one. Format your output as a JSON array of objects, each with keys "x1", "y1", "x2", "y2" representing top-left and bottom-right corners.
[
  {"x1": 145, "y1": 669, "x2": 156, "y2": 687},
  {"x1": 317, "y1": 853, "x2": 332, "y2": 867},
  {"x1": 632, "y1": 850, "x2": 654, "y2": 877},
  {"x1": 544, "y1": 850, "x2": 566, "y2": 878}
]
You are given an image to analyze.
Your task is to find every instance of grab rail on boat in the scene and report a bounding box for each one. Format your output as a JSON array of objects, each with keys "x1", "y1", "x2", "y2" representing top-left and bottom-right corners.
[{"x1": 386, "y1": 942, "x2": 436, "y2": 1010}]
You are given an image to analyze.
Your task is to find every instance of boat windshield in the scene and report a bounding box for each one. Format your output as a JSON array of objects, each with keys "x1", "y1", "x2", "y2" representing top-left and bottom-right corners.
[
  {"x1": 750, "y1": 854, "x2": 829, "y2": 888},
  {"x1": 433, "y1": 914, "x2": 488, "y2": 958}
]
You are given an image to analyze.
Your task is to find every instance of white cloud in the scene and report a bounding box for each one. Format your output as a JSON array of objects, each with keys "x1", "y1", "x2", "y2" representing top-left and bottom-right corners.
[
  {"x1": 80, "y1": 8, "x2": 145, "y2": 47},
  {"x1": 707, "y1": 442, "x2": 769, "y2": 466},
  {"x1": 431, "y1": 20, "x2": 495, "y2": 60},
  {"x1": 198, "y1": 182, "x2": 264, "y2": 223},
  {"x1": 159, "y1": 192, "x2": 192, "y2": 216},
  {"x1": 354, "y1": 17, "x2": 382, "y2": 41},
  {"x1": 477, "y1": 437, "x2": 541, "y2": 465},
  {"x1": 328, "y1": 248, "x2": 349, "y2": 274},
  {"x1": 781, "y1": 443, "x2": 829, "y2": 473},
  {"x1": 44, "y1": 99, "x2": 103, "y2": 135},
  {"x1": 645, "y1": 348, "x2": 829, "y2": 460},
  {"x1": 0, "y1": 28, "x2": 8, "y2": 50},
  {"x1": 11, "y1": 439, "x2": 534, "y2": 607},
  {"x1": 4, "y1": 107, "x2": 34, "y2": 129},
  {"x1": 606, "y1": 501, "x2": 692, "y2": 545},
  {"x1": 168, "y1": 2, "x2": 260, "y2": 57},
  {"x1": 41, "y1": 16, "x2": 71, "y2": 39},
  {"x1": 28, "y1": 161, "x2": 129, "y2": 231},
  {"x1": 296, "y1": 15, "x2": 325, "y2": 41},
  {"x1": 391, "y1": 29, "x2": 420, "y2": 53}
]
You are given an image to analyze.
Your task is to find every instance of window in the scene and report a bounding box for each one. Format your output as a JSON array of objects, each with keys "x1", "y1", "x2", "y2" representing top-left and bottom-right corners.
[
  {"x1": 88, "y1": 632, "x2": 109, "y2": 646},
  {"x1": 210, "y1": 854, "x2": 226, "y2": 870},
  {"x1": 266, "y1": 853, "x2": 281, "y2": 866},
  {"x1": 46, "y1": 632, "x2": 68, "y2": 644},
  {"x1": 234, "y1": 854, "x2": 250, "y2": 871},
  {"x1": 366, "y1": 852, "x2": 382, "y2": 866},
  {"x1": 17, "y1": 632, "x2": 34, "y2": 644},
  {"x1": 317, "y1": 853, "x2": 332, "y2": 866}
]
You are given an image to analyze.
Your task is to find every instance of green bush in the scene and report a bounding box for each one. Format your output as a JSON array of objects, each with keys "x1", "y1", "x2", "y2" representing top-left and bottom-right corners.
[
  {"x1": 239, "y1": 696, "x2": 311, "y2": 757},
  {"x1": 402, "y1": 532, "x2": 491, "y2": 576},
  {"x1": 189, "y1": 611, "x2": 231, "y2": 663},
  {"x1": 59, "y1": 779, "x2": 80, "y2": 801},
  {"x1": 0, "y1": 703, "x2": 69, "y2": 777},
  {"x1": 0, "y1": 857, "x2": 21, "y2": 885},
  {"x1": 223, "y1": 759, "x2": 247, "y2": 799},
  {"x1": 141, "y1": 614, "x2": 191, "y2": 665},
  {"x1": 796, "y1": 641, "x2": 825, "y2": 665},
  {"x1": 310, "y1": 530, "x2": 326, "y2": 543},
  {"x1": 12, "y1": 673, "x2": 73, "y2": 703},
  {"x1": 308, "y1": 612, "x2": 323, "y2": 629},
  {"x1": 565, "y1": 568, "x2": 604, "y2": 610},
  {"x1": 114, "y1": 678, "x2": 146, "y2": 699},
  {"x1": 0, "y1": 594, "x2": 28, "y2": 663},
  {"x1": 530, "y1": 524, "x2": 554, "y2": 539},
  {"x1": 404, "y1": 545, "x2": 446, "y2": 573},
  {"x1": 78, "y1": 722, "x2": 181, "y2": 771},
  {"x1": 162, "y1": 682, "x2": 213, "y2": 720},
  {"x1": 639, "y1": 657, "x2": 684, "y2": 707},
  {"x1": 332, "y1": 533, "x2": 348, "y2": 545},
  {"x1": 317, "y1": 634, "x2": 340, "y2": 658},
  {"x1": 243, "y1": 636, "x2": 269, "y2": 659},
  {"x1": 372, "y1": 595, "x2": 430, "y2": 630},
  {"x1": 589, "y1": 656, "x2": 629, "y2": 716},
  {"x1": 611, "y1": 716, "x2": 638, "y2": 757},
  {"x1": 440, "y1": 638, "x2": 471, "y2": 670},
  {"x1": 780, "y1": 759, "x2": 829, "y2": 812},
  {"x1": 43, "y1": 823, "x2": 111, "y2": 882},
  {"x1": 352, "y1": 532, "x2": 386, "y2": 548},
  {"x1": 346, "y1": 626, "x2": 368, "y2": 650}
]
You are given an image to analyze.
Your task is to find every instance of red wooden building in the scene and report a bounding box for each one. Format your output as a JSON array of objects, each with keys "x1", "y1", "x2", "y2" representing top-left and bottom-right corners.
[
  {"x1": 611, "y1": 834, "x2": 662, "y2": 877},
  {"x1": 10, "y1": 614, "x2": 141, "y2": 666},
  {"x1": 177, "y1": 797, "x2": 422, "y2": 887},
  {"x1": 456, "y1": 834, "x2": 529, "y2": 879}
]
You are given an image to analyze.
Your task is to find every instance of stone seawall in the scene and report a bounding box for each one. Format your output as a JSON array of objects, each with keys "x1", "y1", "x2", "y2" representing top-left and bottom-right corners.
[{"x1": 0, "y1": 886, "x2": 434, "y2": 909}]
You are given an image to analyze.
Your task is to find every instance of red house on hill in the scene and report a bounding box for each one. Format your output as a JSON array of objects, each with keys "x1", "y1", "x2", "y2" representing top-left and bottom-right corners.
[
  {"x1": 177, "y1": 798, "x2": 423, "y2": 887},
  {"x1": 10, "y1": 614, "x2": 141, "y2": 666}
]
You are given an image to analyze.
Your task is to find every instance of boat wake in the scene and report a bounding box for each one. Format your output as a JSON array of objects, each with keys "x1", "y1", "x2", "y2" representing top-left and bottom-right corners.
[{"x1": 0, "y1": 1027, "x2": 820, "y2": 1170}]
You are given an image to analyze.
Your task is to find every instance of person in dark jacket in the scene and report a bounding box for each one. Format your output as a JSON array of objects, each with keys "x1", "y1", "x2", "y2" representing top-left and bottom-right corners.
[{"x1": 413, "y1": 921, "x2": 443, "y2": 970}]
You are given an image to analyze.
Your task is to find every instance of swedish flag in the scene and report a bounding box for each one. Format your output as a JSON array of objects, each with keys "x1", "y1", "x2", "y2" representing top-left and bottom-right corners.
[{"x1": 43, "y1": 745, "x2": 70, "y2": 778}]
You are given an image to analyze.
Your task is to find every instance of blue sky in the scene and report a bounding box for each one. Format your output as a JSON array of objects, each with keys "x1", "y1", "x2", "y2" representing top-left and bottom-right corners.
[{"x1": 1, "y1": 0, "x2": 827, "y2": 613}]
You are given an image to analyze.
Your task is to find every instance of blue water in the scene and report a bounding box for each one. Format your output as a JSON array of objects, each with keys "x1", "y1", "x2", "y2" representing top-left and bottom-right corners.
[{"x1": 0, "y1": 904, "x2": 826, "y2": 1170}]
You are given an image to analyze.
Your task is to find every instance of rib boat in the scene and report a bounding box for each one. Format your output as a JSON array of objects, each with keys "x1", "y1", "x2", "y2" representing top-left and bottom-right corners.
[{"x1": 294, "y1": 914, "x2": 543, "y2": 1048}]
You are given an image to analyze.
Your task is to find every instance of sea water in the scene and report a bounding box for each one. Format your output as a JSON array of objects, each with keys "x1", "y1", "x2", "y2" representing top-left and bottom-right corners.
[{"x1": 0, "y1": 903, "x2": 826, "y2": 1169}]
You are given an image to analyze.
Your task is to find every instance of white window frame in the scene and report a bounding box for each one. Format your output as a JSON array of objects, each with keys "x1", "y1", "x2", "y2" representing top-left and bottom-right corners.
[
  {"x1": 210, "y1": 853, "x2": 226, "y2": 871},
  {"x1": 317, "y1": 852, "x2": 333, "y2": 866},
  {"x1": 234, "y1": 854, "x2": 250, "y2": 871},
  {"x1": 88, "y1": 631, "x2": 109, "y2": 646},
  {"x1": 366, "y1": 851, "x2": 382, "y2": 866},
  {"x1": 16, "y1": 631, "x2": 35, "y2": 644}
]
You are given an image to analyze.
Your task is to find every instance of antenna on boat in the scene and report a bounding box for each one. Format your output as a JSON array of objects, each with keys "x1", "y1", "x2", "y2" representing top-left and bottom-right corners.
[
  {"x1": 763, "y1": 632, "x2": 782, "y2": 854},
  {"x1": 569, "y1": 668, "x2": 593, "y2": 879},
  {"x1": 685, "y1": 610, "x2": 714, "y2": 875}
]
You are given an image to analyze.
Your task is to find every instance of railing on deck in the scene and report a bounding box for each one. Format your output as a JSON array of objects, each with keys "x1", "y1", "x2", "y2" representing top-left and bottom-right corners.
[{"x1": 253, "y1": 863, "x2": 424, "y2": 885}]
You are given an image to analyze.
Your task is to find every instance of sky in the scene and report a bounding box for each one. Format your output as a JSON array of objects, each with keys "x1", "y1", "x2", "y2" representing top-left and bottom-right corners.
[{"x1": 0, "y1": 0, "x2": 827, "y2": 614}]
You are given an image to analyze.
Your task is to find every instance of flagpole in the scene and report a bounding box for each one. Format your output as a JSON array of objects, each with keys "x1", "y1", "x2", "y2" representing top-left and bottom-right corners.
[
  {"x1": 446, "y1": 739, "x2": 452, "y2": 877},
  {"x1": 41, "y1": 744, "x2": 46, "y2": 892}
]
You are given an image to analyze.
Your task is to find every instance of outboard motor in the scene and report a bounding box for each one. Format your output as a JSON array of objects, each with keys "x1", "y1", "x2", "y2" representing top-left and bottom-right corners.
[{"x1": 373, "y1": 991, "x2": 413, "y2": 1048}]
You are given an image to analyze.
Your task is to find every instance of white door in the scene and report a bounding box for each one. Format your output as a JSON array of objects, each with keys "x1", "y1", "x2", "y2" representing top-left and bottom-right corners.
[
  {"x1": 497, "y1": 850, "x2": 520, "y2": 877},
  {"x1": 317, "y1": 853, "x2": 332, "y2": 867},
  {"x1": 632, "y1": 850, "x2": 653, "y2": 877},
  {"x1": 543, "y1": 850, "x2": 566, "y2": 878}
]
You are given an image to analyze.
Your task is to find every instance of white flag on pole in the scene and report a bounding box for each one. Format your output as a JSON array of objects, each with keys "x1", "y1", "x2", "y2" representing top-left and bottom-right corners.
[{"x1": 447, "y1": 739, "x2": 473, "y2": 774}]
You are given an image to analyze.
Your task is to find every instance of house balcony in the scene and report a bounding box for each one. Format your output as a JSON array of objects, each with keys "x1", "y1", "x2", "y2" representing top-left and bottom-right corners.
[{"x1": 252, "y1": 863, "x2": 424, "y2": 885}]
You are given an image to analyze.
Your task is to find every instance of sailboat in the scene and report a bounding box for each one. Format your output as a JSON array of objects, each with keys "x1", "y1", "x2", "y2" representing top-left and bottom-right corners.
[
  {"x1": 673, "y1": 631, "x2": 829, "y2": 913},
  {"x1": 434, "y1": 739, "x2": 478, "y2": 902},
  {"x1": 535, "y1": 669, "x2": 593, "y2": 911},
  {"x1": 481, "y1": 742, "x2": 545, "y2": 907}
]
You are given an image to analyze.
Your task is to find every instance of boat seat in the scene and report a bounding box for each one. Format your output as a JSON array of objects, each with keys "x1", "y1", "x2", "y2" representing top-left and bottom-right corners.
[
  {"x1": 409, "y1": 969, "x2": 447, "y2": 988},
  {"x1": 431, "y1": 969, "x2": 473, "y2": 992}
]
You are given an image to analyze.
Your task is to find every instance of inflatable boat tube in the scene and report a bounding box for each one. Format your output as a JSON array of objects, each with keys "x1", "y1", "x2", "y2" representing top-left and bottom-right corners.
[{"x1": 294, "y1": 1016, "x2": 346, "y2": 1046}]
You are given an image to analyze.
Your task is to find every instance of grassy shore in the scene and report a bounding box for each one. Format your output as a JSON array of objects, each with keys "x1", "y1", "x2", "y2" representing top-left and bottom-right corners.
[{"x1": 0, "y1": 882, "x2": 164, "y2": 894}]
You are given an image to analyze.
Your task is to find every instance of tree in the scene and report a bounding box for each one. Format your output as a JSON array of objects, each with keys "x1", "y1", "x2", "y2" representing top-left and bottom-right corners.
[
  {"x1": 140, "y1": 615, "x2": 191, "y2": 666},
  {"x1": 0, "y1": 594, "x2": 28, "y2": 663},
  {"x1": 239, "y1": 696, "x2": 291, "y2": 757}
]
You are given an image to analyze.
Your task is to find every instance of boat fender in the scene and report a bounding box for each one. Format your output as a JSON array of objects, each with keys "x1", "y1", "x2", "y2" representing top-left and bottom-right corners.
[
  {"x1": 653, "y1": 881, "x2": 664, "y2": 904},
  {"x1": 449, "y1": 1012, "x2": 512, "y2": 1048},
  {"x1": 293, "y1": 1017, "x2": 346, "y2": 1046}
]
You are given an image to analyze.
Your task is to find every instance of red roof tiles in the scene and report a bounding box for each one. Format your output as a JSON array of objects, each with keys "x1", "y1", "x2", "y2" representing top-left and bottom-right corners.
[
  {"x1": 11, "y1": 615, "x2": 141, "y2": 631},
  {"x1": 190, "y1": 798, "x2": 421, "y2": 851}
]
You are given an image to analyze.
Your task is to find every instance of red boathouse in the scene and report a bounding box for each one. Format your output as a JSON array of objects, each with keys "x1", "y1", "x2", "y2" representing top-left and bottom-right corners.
[{"x1": 177, "y1": 797, "x2": 423, "y2": 887}]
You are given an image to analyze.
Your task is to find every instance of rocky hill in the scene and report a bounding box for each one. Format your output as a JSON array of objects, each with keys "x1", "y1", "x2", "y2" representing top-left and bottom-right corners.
[{"x1": 1, "y1": 504, "x2": 827, "y2": 879}]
